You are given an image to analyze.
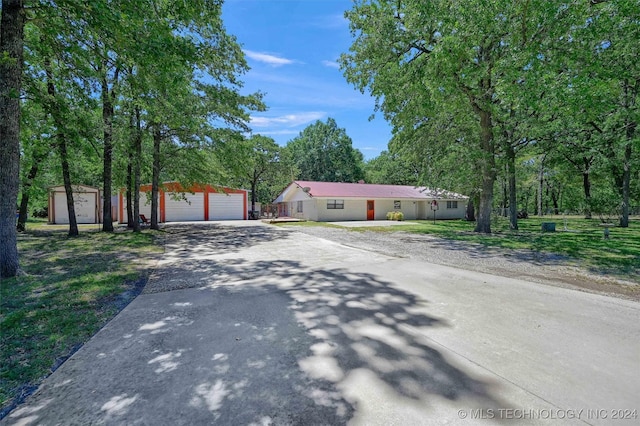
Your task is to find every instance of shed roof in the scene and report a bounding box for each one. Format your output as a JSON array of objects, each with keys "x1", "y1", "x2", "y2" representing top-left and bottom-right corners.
[{"x1": 286, "y1": 181, "x2": 467, "y2": 200}]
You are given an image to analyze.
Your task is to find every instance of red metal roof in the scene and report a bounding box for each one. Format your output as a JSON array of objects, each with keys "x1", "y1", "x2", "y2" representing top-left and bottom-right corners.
[{"x1": 293, "y1": 181, "x2": 466, "y2": 199}]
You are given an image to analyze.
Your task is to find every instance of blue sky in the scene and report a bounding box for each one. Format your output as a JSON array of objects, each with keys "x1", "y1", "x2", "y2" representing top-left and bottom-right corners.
[{"x1": 221, "y1": 0, "x2": 393, "y2": 160}]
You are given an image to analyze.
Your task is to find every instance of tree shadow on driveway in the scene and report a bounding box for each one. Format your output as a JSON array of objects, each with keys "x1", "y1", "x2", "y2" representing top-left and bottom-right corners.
[
  {"x1": 4, "y1": 231, "x2": 513, "y2": 425},
  {"x1": 158, "y1": 223, "x2": 287, "y2": 258}
]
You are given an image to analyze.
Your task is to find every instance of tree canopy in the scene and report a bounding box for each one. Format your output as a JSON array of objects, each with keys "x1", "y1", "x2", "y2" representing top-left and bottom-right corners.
[
  {"x1": 0, "y1": 0, "x2": 264, "y2": 276},
  {"x1": 341, "y1": 0, "x2": 639, "y2": 232},
  {"x1": 283, "y1": 118, "x2": 365, "y2": 183}
]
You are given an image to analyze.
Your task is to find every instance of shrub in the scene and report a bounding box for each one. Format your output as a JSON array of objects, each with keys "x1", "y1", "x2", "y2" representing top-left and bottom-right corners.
[
  {"x1": 32, "y1": 207, "x2": 48, "y2": 218},
  {"x1": 387, "y1": 211, "x2": 404, "y2": 221}
]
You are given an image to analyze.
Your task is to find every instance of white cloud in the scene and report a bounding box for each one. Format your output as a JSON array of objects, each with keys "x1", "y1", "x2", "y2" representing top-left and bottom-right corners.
[
  {"x1": 244, "y1": 50, "x2": 295, "y2": 67},
  {"x1": 322, "y1": 60, "x2": 340, "y2": 69},
  {"x1": 250, "y1": 112, "x2": 326, "y2": 128}
]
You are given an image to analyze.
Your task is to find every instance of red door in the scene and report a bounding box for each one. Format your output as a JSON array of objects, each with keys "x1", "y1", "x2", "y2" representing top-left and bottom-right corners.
[{"x1": 367, "y1": 200, "x2": 375, "y2": 220}]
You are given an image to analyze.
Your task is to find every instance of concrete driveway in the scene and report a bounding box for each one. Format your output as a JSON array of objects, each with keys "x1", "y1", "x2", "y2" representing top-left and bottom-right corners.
[{"x1": 3, "y1": 222, "x2": 639, "y2": 425}]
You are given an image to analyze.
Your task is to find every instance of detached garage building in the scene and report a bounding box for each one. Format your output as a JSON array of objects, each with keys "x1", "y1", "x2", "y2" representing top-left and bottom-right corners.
[
  {"x1": 118, "y1": 182, "x2": 247, "y2": 224},
  {"x1": 274, "y1": 180, "x2": 468, "y2": 222},
  {"x1": 48, "y1": 185, "x2": 101, "y2": 224}
]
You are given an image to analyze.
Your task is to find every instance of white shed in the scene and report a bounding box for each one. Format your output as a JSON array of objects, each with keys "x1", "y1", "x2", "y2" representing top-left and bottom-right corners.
[{"x1": 48, "y1": 185, "x2": 101, "y2": 224}]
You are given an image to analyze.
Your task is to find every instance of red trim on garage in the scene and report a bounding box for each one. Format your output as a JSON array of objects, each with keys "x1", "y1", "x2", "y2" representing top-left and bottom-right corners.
[
  {"x1": 119, "y1": 182, "x2": 248, "y2": 222},
  {"x1": 204, "y1": 187, "x2": 210, "y2": 221},
  {"x1": 119, "y1": 192, "x2": 124, "y2": 224},
  {"x1": 49, "y1": 192, "x2": 54, "y2": 224},
  {"x1": 243, "y1": 193, "x2": 247, "y2": 220},
  {"x1": 160, "y1": 190, "x2": 166, "y2": 223}
]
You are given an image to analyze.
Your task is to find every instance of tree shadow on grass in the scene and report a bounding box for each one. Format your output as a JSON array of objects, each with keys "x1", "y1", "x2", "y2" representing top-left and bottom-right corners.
[{"x1": 5, "y1": 255, "x2": 513, "y2": 425}]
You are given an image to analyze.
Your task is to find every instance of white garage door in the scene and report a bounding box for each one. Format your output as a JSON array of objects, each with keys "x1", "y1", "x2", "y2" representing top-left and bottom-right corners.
[
  {"x1": 209, "y1": 193, "x2": 244, "y2": 220},
  {"x1": 123, "y1": 192, "x2": 155, "y2": 222},
  {"x1": 54, "y1": 192, "x2": 97, "y2": 224},
  {"x1": 164, "y1": 193, "x2": 205, "y2": 222}
]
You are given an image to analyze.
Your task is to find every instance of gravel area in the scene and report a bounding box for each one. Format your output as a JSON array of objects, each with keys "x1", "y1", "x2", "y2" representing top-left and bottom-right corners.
[{"x1": 289, "y1": 225, "x2": 640, "y2": 301}]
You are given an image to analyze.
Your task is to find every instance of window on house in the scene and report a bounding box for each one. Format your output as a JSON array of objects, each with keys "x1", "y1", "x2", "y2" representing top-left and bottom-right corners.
[
  {"x1": 297, "y1": 201, "x2": 303, "y2": 213},
  {"x1": 327, "y1": 199, "x2": 344, "y2": 209},
  {"x1": 394, "y1": 200, "x2": 401, "y2": 210},
  {"x1": 447, "y1": 201, "x2": 458, "y2": 209}
]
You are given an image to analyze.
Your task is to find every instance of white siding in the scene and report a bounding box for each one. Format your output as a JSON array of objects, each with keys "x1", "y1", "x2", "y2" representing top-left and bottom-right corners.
[
  {"x1": 314, "y1": 198, "x2": 421, "y2": 221},
  {"x1": 440, "y1": 200, "x2": 467, "y2": 219},
  {"x1": 209, "y1": 193, "x2": 244, "y2": 220},
  {"x1": 417, "y1": 201, "x2": 428, "y2": 219},
  {"x1": 373, "y1": 199, "x2": 418, "y2": 220},
  {"x1": 53, "y1": 190, "x2": 97, "y2": 224},
  {"x1": 122, "y1": 192, "x2": 155, "y2": 223},
  {"x1": 421, "y1": 200, "x2": 466, "y2": 220},
  {"x1": 138, "y1": 192, "x2": 154, "y2": 218},
  {"x1": 53, "y1": 192, "x2": 67, "y2": 224},
  {"x1": 288, "y1": 190, "x2": 312, "y2": 202},
  {"x1": 275, "y1": 184, "x2": 311, "y2": 203},
  {"x1": 165, "y1": 193, "x2": 205, "y2": 222},
  {"x1": 279, "y1": 191, "x2": 466, "y2": 222},
  {"x1": 316, "y1": 199, "x2": 367, "y2": 221},
  {"x1": 274, "y1": 182, "x2": 468, "y2": 222},
  {"x1": 287, "y1": 199, "x2": 317, "y2": 220},
  {"x1": 74, "y1": 192, "x2": 97, "y2": 223}
]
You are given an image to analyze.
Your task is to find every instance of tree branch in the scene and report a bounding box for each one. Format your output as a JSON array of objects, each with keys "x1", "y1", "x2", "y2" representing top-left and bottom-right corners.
[{"x1": 589, "y1": 121, "x2": 603, "y2": 133}]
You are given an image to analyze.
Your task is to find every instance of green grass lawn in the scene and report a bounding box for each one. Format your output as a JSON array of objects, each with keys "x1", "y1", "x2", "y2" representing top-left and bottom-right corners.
[
  {"x1": 0, "y1": 223, "x2": 163, "y2": 414},
  {"x1": 281, "y1": 216, "x2": 640, "y2": 280}
]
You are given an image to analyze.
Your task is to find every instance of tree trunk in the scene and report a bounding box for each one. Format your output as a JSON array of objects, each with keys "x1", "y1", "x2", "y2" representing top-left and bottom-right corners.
[
  {"x1": 16, "y1": 151, "x2": 45, "y2": 232},
  {"x1": 550, "y1": 186, "x2": 560, "y2": 215},
  {"x1": 151, "y1": 128, "x2": 161, "y2": 230},
  {"x1": 465, "y1": 198, "x2": 476, "y2": 221},
  {"x1": 101, "y1": 72, "x2": 114, "y2": 232},
  {"x1": 59, "y1": 132, "x2": 79, "y2": 237},
  {"x1": 620, "y1": 127, "x2": 633, "y2": 228},
  {"x1": 16, "y1": 189, "x2": 30, "y2": 232},
  {"x1": 132, "y1": 107, "x2": 142, "y2": 232},
  {"x1": 537, "y1": 154, "x2": 546, "y2": 217},
  {"x1": 501, "y1": 175, "x2": 507, "y2": 217},
  {"x1": 250, "y1": 170, "x2": 258, "y2": 219},
  {"x1": 582, "y1": 160, "x2": 592, "y2": 219},
  {"x1": 619, "y1": 79, "x2": 635, "y2": 228},
  {"x1": 474, "y1": 109, "x2": 495, "y2": 234},
  {"x1": 506, "y1": 144, "x2": 518, "y2": 230},
  {"x1": 0, "y1": 0, "x2": 25, "y2": 278},
  {"x1": 126, "y1": 150, "x2": 134, "y2": 228},
  {"x1": 45, "y1": 61, "x2": 78, "y2": 237},
  {"x1": 522, "y1": 187, "x2": 531, "y2": 215}
]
